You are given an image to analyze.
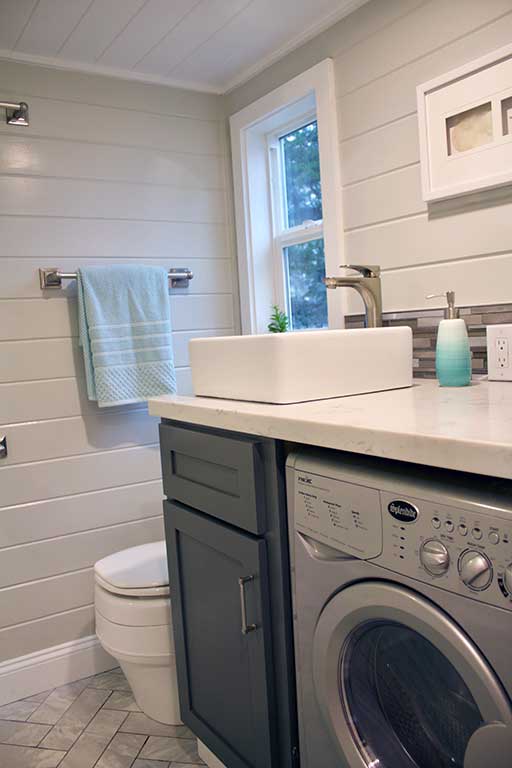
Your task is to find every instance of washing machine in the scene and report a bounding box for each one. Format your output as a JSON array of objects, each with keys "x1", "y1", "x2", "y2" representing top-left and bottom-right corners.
[{"x1": 286, "y1": 448, "x2": 512, "y2": 768}]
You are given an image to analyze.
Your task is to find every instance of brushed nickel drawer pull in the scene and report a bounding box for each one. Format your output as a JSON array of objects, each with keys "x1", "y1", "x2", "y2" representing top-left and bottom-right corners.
[{"x1": 238, "y1": 576, "x2": 257, "y2": 635}]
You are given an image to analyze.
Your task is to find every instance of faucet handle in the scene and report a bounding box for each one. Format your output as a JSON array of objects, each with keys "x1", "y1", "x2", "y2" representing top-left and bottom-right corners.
[{"x1": 339, "y1": 264, "x2": 381, "y2": 277}]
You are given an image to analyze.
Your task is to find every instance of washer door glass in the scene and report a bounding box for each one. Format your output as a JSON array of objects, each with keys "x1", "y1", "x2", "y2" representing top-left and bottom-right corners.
[{"x1": 342, "y1": 621, "x2": 482, "y2": 768}]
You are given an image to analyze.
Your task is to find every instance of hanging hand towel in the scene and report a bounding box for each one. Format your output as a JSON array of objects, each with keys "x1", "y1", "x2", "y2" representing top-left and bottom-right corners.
[{"x1": 77, "y1": 264, "x2": 176, "y2": 407}]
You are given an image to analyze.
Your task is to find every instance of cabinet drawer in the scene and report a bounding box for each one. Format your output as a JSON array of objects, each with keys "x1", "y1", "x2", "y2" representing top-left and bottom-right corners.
[{"x1": 159, "y1": 423, "x2": 266, "y2": 534}]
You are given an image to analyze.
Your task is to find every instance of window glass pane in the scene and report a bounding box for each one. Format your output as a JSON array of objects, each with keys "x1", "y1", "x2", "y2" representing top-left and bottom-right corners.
[
  {"x1": 280, "y1": 120, "x2": 322, "y2": 228},
  {"x1": 285, "y1": 238, "x2": 328, "y2": 330}
]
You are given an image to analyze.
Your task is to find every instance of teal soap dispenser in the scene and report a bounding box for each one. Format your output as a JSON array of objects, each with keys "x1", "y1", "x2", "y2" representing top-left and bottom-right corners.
[{"x1": 427, "y1": 291, "x2": 471, "y2": 387}]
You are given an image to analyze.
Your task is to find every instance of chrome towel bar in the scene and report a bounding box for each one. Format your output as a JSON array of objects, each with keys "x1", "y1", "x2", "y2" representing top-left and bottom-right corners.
[{"x1": 39, "y1": 267, "x2": 194, "y2": 289}]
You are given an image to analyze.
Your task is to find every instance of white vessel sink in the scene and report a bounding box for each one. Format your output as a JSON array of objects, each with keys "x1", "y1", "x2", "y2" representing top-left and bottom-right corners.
[{"x1": 189, "y1": 326, "x2": 413, "y2": 404}]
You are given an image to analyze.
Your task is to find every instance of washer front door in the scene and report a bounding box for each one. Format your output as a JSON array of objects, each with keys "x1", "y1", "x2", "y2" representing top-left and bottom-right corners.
[{"x1": 313, "y1": 581, "x2": 512, "y2": 768}]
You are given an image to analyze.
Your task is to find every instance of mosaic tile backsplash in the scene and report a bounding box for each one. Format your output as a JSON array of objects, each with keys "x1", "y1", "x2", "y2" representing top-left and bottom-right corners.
[{"x1": 344, "y1": 303, "x2": 512, "y2": 378}]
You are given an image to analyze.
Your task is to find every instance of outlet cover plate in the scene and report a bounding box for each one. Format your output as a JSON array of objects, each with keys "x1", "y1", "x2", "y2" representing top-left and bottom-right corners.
[{"x1": 487, "y1": 324, "x2": 512, "y2": 381}]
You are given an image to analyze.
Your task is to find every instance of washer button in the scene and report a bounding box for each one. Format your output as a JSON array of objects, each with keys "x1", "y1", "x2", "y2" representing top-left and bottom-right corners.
[
  {"x1": 472, "y1": 527, "x2": 483, "y2": 540},
  {"x1": 458, "y1": 523, "x2": 468, "y2": 536},
  {"x1": 445, "y1": 520, "x2": 454, "y2": 533},
  {"x1": 488, "y1": 531, "x2": 500, "y2": 545},
  {"x1": 432, "y1": 517, "x2": 441, "y2": 529}
]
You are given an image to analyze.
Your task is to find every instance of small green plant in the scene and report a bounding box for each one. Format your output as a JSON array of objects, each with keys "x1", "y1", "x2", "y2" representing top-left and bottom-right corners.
[{"x1": 268, "y1": 305, "x2": 290, "y2": 333}]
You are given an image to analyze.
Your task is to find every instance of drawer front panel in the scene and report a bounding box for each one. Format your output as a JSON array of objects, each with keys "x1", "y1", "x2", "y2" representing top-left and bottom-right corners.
[{"x1": 159, "y1": 423, "x2": 266, "y2": 534}]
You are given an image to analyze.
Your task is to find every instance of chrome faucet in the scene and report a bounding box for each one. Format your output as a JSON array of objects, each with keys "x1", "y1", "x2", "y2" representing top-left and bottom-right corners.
[{"x1": 324, "y1": 265, "x2": 382, "y2": 328}]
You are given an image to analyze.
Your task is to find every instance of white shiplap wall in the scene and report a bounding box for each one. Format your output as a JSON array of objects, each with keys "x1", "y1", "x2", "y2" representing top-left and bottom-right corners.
[
  {"x1": 226, "y1": 0, "x2": 512, "y2": 315},
  {"x1": 0, "y1": 61, "x2": 235, "y2": 669}
]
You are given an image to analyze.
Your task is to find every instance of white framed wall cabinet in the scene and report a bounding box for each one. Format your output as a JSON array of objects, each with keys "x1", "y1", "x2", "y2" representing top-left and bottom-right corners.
[{"x1": 417, "y1": 42, "x2": 512, "y2": 202}]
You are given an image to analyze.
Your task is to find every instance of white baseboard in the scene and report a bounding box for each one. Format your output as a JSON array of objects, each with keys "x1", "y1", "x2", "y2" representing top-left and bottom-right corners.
[{"x1": 0, "y1": 635, "x2": 116, "y2": 706}]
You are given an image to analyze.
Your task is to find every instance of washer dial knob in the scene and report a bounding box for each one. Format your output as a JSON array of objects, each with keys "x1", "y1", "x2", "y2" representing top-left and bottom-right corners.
[
  {"x1": 503, "y1": 564, "x2": 512, "y2": 595},
  {"x1": 459, "y1": 550, "x2": 493, "y2": 591},
  {"x1": 420, "y1": 539, "x2": 450, "y2": 575}
]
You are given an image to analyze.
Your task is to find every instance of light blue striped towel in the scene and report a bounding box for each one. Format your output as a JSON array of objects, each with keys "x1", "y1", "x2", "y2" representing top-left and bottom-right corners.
[{"x1": 77, "y1": 265, "x2": 176, "y2": 407}]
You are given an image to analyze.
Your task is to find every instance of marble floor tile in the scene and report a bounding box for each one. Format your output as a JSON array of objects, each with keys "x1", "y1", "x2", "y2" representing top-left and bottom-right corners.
[
  {"x1": 95, "y1": 732, "x2": 147, "y2": 768},
  {"x1": 58, "y1": 731, "x2": 112, "y2": 768},
  {"x1": 40, "y1": 688, "x2": 111, "y2": 750},
  {"x1": 120, "y1": 712, "x2": 193, "y2": 739},
  {"x1": 0, "y1": 743, "x2": 66, "y2": 767},
  {"x1": 88, "y1": 669, "x2": 131, "y2": 692},
  {"x1": 29, "y1": 679, "x2": 91, "y2": 725},
  {"x1": 0, "y1": 719, "x2": 51, "y2": 746},
  {"x1": 139, "y1": 736, "x2": 202, "y2": 763},
  {"x1": 133, "y1": 761, "x2": 170, "y2": 768},
  {"x1": 104, "y1": 691, "x2": 141, "y2": 712},
  {"x1": 0, "y1": 696, "x2": 47, "y2": 722}
]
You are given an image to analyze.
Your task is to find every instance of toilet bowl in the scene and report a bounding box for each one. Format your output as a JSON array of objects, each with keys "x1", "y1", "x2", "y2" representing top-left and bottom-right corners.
[{"x1": 94, "y1": 540, "x2": 180, "y2": 725}]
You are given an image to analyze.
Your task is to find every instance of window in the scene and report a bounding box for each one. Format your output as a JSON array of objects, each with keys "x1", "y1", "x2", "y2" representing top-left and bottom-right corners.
[
  {"x1": 230, "y1": 60, "x2": 345, "y2": 334},
  {"x1": 269, "y1": 118, "x2": 327, "y2": 330}
]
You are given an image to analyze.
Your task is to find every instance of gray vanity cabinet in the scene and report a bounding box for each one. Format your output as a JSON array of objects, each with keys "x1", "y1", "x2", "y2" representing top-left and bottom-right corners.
[
  {"x1": 164, "y1": 499, "x2": 276, "y2": 768},
  {"x1": 159, "y1": 421, "x2": 298, "y2": 768}
]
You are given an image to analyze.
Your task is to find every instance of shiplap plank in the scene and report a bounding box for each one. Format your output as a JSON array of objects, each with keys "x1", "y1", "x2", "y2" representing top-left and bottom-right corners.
[
  {"x1": 343, "y1": 165, "x2": 425, "y2": 230},
  {"x1": 338, "y1": 10, "x2": 512, "y2": 139},
  {"x1": 0, "y1": 481, "x2": 163, "y2": 548},
  {"x1": 0, "y1": 258, "x2": 232, "y2": 299},
  {"x1": 0, "y1": 516, "x2": 164, "y2": 588},
  {"x1": 0, "y1": 606, "x2": 96, "y2": 663},
  {"x1": 0, "y1": 329, "x2": 231, "y2": 384},
  {"x1": 0, "y1": 409, "x2": 158, "y2": 465},
  {"x1": 380, "y1": 253, "x2": 512, "y2": 313},
  {"x1": 0, "y1": 570, "x2": 94, "y2": 630},
  {"x1": 335, "y1": 0, "x2": 512, "y2": 98},
  {"x1": 345, "y1": 200, "x2": 512, "y2": 269},
  {"x1": 0, "y1": 217, "x2": 229, "y2": 260},
  {"x1": 0, "y1": 338, "x2": 77, "y2": 383},
  {"x1": 0, "y1": 94, "x2": 223, "y2": 155},
  {"x1": 0, "y1": 177, "x2": 225, "y2": 223},
  {"x1": 0, "y1": 135, "x2": 224, "y2": 189},
  {"x1": 0, "y1": 444, "x2": 161, "y2": 508},
  {"x1": 341, "y1": 115, "x2": 419, "y2": 185},
  {"x1": 0, "y1": 368, "x2": 192, "y2": 425},
  {"x1": 0, "y1": 60, "x2": 224, "y2": 121},
  {"x1": 0, "y1": 294, "x2": 234, "y2": 340},
  {"x1": 177, "y1": 367, "x2": 193, "y2": 396}
]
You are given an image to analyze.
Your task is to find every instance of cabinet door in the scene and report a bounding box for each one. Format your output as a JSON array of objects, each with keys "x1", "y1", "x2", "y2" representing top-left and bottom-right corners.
[{"x1": 164, "y1": 500, "x2": 278, "y2": 768}]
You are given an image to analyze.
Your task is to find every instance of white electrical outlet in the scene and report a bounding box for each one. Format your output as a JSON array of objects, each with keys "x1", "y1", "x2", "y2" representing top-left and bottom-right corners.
[{"x1": 487, "y1": 324, "x2": 512, "y2": 380}]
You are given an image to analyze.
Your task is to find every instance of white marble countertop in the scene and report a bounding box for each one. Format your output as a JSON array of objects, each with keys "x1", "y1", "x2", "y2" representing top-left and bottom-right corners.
[{"x1": 149, "y1": 379, "x2": 512, "y2": 479}]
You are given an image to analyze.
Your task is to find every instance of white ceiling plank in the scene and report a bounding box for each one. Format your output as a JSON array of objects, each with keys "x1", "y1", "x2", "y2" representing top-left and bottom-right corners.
[
  {"x1": 59, "y1": 0, "x2": 146, "y2": 63},
  {"x1": 171, "y1": 0, "x2": 363, "y2": 89},
  {"x1": 15, "y1": 0, "x2": 94, "y2": 57},
  {"x1": 0, "y1": 0, "x2": 39, "y2": 51},
  {"x1": 136, "y1": 0, "x2": 252, "y2": 76},
  {"x1": 98, "y1": 0, "x2": 200, "y2": 69},
  {"x1": 3, "y1": 0, "x2": 371, "y2": 93}
]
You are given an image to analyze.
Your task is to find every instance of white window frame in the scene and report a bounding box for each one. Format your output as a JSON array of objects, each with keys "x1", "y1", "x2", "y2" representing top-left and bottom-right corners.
[{"x1": 230, "y1": 59, "x2": 345, "y2": 334}]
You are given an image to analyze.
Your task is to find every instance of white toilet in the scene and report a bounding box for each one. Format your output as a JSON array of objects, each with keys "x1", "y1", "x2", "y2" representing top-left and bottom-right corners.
[{"x1": 94, "y1": 540, "x2": 180, "y2": 724}]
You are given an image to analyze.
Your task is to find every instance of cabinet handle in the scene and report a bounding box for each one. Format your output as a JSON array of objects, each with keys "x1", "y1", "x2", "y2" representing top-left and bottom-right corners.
[{"x1": 238, "y1": 576, "x2": 257, "y2": 635}]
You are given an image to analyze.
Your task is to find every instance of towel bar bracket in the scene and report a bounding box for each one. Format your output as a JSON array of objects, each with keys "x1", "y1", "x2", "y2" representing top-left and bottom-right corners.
[{"x1": 39, "y1": 267, "x2": 194, "y2": 290}]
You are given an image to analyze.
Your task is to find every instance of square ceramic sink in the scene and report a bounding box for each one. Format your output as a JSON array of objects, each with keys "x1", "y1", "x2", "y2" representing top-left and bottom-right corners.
[{"x1": 189, "y1": 326, "x2": 413, "y2": 404}]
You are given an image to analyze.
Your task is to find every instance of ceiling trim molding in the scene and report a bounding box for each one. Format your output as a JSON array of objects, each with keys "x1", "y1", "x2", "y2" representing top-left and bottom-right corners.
[
  {"x1": 222, "y1": 0, "x2": 370, "y2": 94},
  {"x1": 0, "y1": 49, "x2": 222, "y2": 95}
]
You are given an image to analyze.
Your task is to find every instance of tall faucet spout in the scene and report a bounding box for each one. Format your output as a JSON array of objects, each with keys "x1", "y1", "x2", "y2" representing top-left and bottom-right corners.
[{"x1": 324, "y1": 265, "x2": 382, "y2": 327}]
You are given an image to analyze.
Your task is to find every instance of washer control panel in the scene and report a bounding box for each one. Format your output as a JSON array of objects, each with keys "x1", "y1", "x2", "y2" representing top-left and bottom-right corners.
[
  {"x1": 376, "y1": 490, "x2": 512, "y2": 610},
  {"x1": 293, "y1": 471, "x2": 382, "y2": 559},
  {"x1": 289, "y1": 453, "x2": 512, "y2": 611}
]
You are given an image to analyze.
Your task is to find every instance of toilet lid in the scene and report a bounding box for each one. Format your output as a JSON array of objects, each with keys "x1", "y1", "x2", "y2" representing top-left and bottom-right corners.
[{"x1": 94, "y1": 540, "x2": 169, "y2": 594}]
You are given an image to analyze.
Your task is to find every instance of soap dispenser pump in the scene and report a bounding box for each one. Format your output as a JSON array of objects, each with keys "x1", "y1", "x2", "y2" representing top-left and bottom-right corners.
[{"x1": 426, "y1": 291, "x2": 471, "y2": 387}]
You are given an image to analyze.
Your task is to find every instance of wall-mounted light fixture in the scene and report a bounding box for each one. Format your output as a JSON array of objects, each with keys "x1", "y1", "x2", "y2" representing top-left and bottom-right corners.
[{"x1": 0, "y1": 100, "x2": 29, "y2": 126}]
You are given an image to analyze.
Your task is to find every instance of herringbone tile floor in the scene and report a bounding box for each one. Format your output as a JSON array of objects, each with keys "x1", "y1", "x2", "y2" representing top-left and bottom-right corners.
[{"x1": 0, "y1": 667, "x2": 204, "y2": 767}]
